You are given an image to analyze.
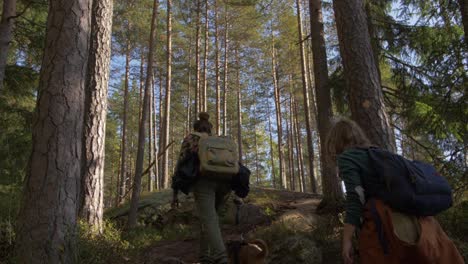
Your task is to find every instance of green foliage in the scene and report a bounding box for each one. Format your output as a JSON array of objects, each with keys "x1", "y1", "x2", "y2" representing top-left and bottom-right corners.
[
  {"x1": 77, "y1": 221, "x2": 131, "y2": 264},
  {"x1": 0, "y1": 66, "x2": 37, "y2": 185}
]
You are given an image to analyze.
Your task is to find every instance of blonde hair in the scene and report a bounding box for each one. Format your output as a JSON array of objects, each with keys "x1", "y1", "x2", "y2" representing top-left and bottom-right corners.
[{"x1": 325, "y1": 117, "x2": 371, "y2": 162}]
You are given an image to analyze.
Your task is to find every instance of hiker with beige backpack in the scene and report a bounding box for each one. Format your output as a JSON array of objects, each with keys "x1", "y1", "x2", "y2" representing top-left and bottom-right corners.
[{"x1": 171, "y1": 112, "x2": 250, "y2": 264}]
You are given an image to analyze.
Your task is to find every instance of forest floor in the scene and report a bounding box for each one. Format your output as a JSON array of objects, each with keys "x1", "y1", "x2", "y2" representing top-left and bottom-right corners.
[
  {"x1": 1, "y1": 186, "x2": 467, "y2": 263},
  {"x1": 98, "y1": 188, "x2": 342, "y2": 264}
]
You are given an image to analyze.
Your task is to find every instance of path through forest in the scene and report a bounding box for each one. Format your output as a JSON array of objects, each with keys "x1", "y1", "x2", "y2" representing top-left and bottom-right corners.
[{"x1": 109, "y1": 188, "x2": 338, "y2": 264}]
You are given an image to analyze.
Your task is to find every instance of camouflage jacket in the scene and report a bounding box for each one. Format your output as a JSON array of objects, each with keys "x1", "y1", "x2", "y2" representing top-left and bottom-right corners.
[{"x1": 171, "y1": 133, "x2": 205, "y2": 194}]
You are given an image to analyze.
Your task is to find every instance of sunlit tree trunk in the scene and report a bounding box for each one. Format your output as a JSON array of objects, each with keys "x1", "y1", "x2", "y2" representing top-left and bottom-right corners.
[
  {"x1": 195, "y1": 0, "x2": 201, "y2": 114},
  {"x1": 162, "y1": 0, "x2": 173, "y2": 189},
  {"x1": 139, "y1": 51, "x2": 145, "y2": 123},
  {"x1": 128, "y1": 0, "x2": 159, "y2": 229},
  {"x1": 15, "y1": 0, "x2": 91, "y2": 261},
  {"x1": 293, "y1": 97, "x2": 306, "y2": 192},
  {"x1": 309, "y1": 0, "x2": 343, "y2": 201},
  {"x1": 266, "y1": 102, "x2": 277, "y2": 188},
  {"x1": 80, "y1": 0, "x2": 113, "y2": 234},
  {"x1": 202, "y1": 0, "x2": 209, "y2": 111},
  {"x1": 214, "y1": 0, "x2": 221, "y2": 135},
  {"x1": 286, "y1": 99, "x2": 295, "y2": 190},
  {"x1": 0, "y1": 0, "x2": 16, "y2": 90},
  {"x1": 296, "y1": 0, "x2": 317, "y2": 193},
  {"x1": 235, "y1": 47, "x2": 243, "y2": 163},
  {"x1": 148, "y1": 73, "x2": 155, "y2": 192},
  {"x1": 187, "y1": 33, "x2": 193, "y2": 133},
  {"x1": 119, "y1": 43, "x2": 131, "y2": 204},
  {"x1": 333, "y1": 0, "x2": 396, "y2": 152},
  {"x1": 152, "y1": 68, "x2": 159, "y2": 190},
  {"x1": 271, "y1": 33, "x2": 285, "y2": 189},
  {"x1": 222, "y1": 8, "x2": 229, "y2": 135}
]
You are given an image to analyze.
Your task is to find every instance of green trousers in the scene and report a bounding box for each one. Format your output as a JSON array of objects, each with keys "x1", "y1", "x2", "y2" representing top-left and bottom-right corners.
[{"x1": 192, "y1": 178, "x2": 230, "y2": 264}]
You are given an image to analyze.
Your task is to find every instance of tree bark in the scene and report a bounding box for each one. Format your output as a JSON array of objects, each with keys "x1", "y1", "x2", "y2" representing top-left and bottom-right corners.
[
  {"x1": 235, "y1": 48, "x2": 243, "y2": 163},
  {"x1": 296, "y1": 0, "x2": 317, "y2": 193},
  {"x1": 0, "y1": 0, "x2": 16, "y2": 91},
  {"x1": 214, "y1": 0, "x2": 221, "y2": 135},
  {"x1": 459, "y1": 0, "x2": 468, "y2": 43},
  {"x1": 195, "y1": 0, "x2": 201, "y2": 114},
  {"x1": 202, "y1": 0, "x2": 209, "y2": 112},
  {"x1": 162, "y1": 0, "x2": 173, "y2": 189},
  {"x1": 333, "y1": 0, "x2": 396, "y2": 152},
  {"x1": 148, "y1": 72, "x2": 155, "y2": 192},
  {"x1": 186, "y1": 32, "x2": 193, "y2": 134},
  {"x1": 80, "y1": 0, "x2": 113, "y2": 234},
  {"x1": 119, "y1": 43, "x2": 131, "y2": 204},
  {"x1": 271, "y1": 34, "x2": 285, "y2": 189},
  {"x1": 139, "y1": 51, "x2": 145, "y2": 123},
  {"x1": 293, "y1": 98, "x2": 306, "y2": 192},
  {"x1": 152, "y1": 69, "x2": 159, "y2": 190},
  {"x1": 15, "y1": 0, "x2": 91, "y2": 261},
  {"x1": 308, "y1": 0, "x2": 342, "y2": 200},
  {"x1": 222, "y1": 9, "x2": 229, "y2": 135},
  {"x1": 266, "y1": 102, "x2": 276, "y2": 188},
  {"x1": 286, "y1": 98, "x2": 295, "y2": 190},
  {"x1": 128, "y1": 0, "x2": 159, "y2": 229}
]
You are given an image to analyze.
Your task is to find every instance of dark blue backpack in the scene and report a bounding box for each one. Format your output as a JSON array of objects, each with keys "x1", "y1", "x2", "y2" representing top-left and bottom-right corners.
[{"x1": 364, "y1": 147, "x2": 453, "y2": 216}]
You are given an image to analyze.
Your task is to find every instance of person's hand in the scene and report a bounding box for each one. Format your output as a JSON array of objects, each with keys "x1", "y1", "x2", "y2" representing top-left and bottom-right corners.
[{"x1": 342, "y1": 238, "x2": 354, "y2": 264}]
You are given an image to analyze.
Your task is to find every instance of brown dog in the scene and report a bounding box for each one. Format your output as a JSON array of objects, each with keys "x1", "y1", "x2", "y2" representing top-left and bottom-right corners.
[{"x1": 227, "y1": 239, "x2": 268, "y2": 264}]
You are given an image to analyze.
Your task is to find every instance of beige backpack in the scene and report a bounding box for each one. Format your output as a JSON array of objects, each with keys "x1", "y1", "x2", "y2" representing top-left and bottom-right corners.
[{"x1": 192, "y1": 132, "x2": 239, "y2": 181}]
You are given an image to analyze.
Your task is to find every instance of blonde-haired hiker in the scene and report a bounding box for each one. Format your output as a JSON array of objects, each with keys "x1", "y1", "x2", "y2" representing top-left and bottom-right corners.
[{"x1": 326, "y1": 117, "x2": 463, "y2": 264}]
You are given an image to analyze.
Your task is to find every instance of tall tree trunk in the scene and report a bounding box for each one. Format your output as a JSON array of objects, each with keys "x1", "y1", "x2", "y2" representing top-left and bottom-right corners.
[
  {"x1": 333, "y1": 0, "x2": 396, "y2": 151},
  {"x1": 195, "y1": 0, "x2": 201, "y2": 114},
  {"x1": 364, "y1": 1, "x2": 382, "y2": 80},
  {"x1": 286, "y1": 100, "x2": 295, "y2": 190},
  {"x1": 266, "y1": 102, "x2": 276, "y2": 188},
  {"x1": 15, "y1": 0, "x2": 91, "y2": 261},
  {"x1": 214, "y1": 0, "x2": 221, "y2": 135},
  {"x1": 309, "y1": 0, "x2": 342, "y2": 201},
  {"x1": 128, "y1": 0, "x2": 159, "y2": 229},
  {"x1": 296, "y1": 0, "x2": 317, "y2": 193},
  {"x1": 152, "y1": 69, "x2": 159, "y2": 190},
  {"x1": 139, "y1": 51, "x2": 145, "y2": 123},
  {"x1": 235, "y1": 48, "x2": 243, "y2": 163},
  {"x1": 252, "y1": 91, "x2": 260, "y2": 184},
  {"x1": 271, "y1": 35, "x2": 285, "y2": 189},
  {"x1": 158, "y1": 68, "x2": 164, "y2": 188},
  {"x1": 202, "y1": 0, "x2": 209, "y2": 112},
  {"x1": 293, "y1": 98, "x2": 306, "y2": 192},
  {"x1": 0, "y1": 0, "x2": 16, "y2": 90},
  {"x1": 148, "y1": 72, "x2": 155, "y2": 192},
  {"x1": 162, "y1": 0, "x2": 173, "y2": 189},
  {"x1": 80, "y1": 0, "x2": 113, "y2": 234},
  {"x1": 459, "y1": 0, "x2": 468, "y2": 43},
  {"x1": 186, "y1": 33, "x2": 193, "y2": 134},
  {"x1": 119, "y1": 44, "x2": 131, "y2": 204},
  {"x1": 222, "y1": 8, "x2": 229, "y2": 135}
]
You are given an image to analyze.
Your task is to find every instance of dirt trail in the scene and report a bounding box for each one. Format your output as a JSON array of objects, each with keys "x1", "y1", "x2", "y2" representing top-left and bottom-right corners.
[{"x1": 138, "y1": 189, "x2": 322, "y2": 263}]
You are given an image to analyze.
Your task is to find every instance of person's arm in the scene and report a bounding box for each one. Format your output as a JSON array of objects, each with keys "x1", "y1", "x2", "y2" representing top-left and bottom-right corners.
[
  {"x1": 337, "y1": 152, "x2": 365, "y2": 264},
  {"x1": 342, "y1": 223, "x2": 356, "y2": 264},
  {"x1": 171, "y1": 136, "x2": 192, "y2": 208}
]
